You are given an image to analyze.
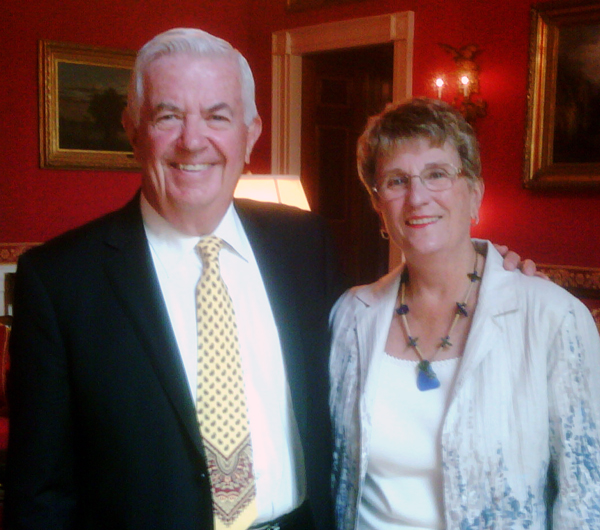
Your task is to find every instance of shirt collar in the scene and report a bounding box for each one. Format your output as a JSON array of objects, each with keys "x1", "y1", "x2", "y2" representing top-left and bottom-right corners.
[{"x1": 140, "y1": 194, "x2": 250, "y2": 262}]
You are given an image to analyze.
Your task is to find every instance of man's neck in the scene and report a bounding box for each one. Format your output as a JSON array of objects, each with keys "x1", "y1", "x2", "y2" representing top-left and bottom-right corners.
[{"x1": 141, "y1": 192, "x2": 230, "y2": 236}]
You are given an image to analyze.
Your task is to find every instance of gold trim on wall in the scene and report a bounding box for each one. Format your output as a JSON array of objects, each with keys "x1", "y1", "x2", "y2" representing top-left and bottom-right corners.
[
  {"x1": 0, "y1": 243, "x2": 40, "y2": 265},
  {"x1": 538, "y1": 263, "x2": 600, "y2": 299},
  {"x1": 523, "y1": 2, "x2": 600, "y2": 188},
  {"x1": 2, "y1": 242, "x2": 598, "y2": 297},
  {"x1": 1, "y1": 240, "x2": 599, "y2": 304},
  {"x1": 39, "y1": 40, "x2": 139, "y2": 171}
]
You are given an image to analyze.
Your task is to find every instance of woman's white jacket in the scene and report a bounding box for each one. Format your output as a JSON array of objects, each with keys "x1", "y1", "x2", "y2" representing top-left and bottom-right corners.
[{"x1": 329, "y1": 241, "x2": 600, "y2": 530}]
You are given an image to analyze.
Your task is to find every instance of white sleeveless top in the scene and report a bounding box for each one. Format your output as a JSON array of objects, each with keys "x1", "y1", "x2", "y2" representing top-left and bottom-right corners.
[{"x1": 358, "y1": 353, "x2": 460, "y2": 530}]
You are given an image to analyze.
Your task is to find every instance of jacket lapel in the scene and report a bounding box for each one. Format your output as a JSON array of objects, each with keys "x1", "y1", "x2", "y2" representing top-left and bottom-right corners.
[
  {"x1": 353, "y1": 269, "x2": 402, "y2": 407},
  {"x1": 101, "y1": 196, "x2": 204, "y2": 454},
  {"x1": 454, "y1": 242, "x2": 520, "y2": 391}
]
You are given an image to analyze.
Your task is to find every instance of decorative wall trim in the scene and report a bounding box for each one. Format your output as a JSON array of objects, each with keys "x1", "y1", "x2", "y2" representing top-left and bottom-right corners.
[
  {"x1": 538, "y1": 263, "x2": 600, "y2": 299},
  {"x1": 0, "y1": 243, "x2": 40, "y2": 264}
]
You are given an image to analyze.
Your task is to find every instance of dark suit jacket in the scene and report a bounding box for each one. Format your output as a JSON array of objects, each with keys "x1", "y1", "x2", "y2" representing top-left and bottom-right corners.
[{"x1": 5, "y1": 195, "x2": 346, "y2": 530}]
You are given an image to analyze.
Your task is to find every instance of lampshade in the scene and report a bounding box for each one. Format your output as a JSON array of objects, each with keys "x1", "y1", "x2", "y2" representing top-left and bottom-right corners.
[{"x1": 234, "y1": 174, "x2": 310, "y2": 211}]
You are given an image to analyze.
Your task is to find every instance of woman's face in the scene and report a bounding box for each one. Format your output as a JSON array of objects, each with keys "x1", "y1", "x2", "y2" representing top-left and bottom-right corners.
[{"x1": 373, "y1": 138, "x2": 483, "y2": 260}]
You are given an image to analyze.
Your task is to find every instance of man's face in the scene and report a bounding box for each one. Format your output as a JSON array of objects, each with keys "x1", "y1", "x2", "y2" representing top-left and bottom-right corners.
[{"x1": 126, "y1": 52, "x2": 262, "y2": 232}]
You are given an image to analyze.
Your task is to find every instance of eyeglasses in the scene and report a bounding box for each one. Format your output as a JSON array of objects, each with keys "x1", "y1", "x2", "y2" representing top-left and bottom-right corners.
[{"x1": 372, "y1": 164, "x2": 463, "y2": 200}]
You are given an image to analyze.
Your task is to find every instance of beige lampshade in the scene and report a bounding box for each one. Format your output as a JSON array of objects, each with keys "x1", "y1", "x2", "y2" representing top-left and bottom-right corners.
[{"x1": 234, "y1": 174, "x2": 310, "y2": 211}]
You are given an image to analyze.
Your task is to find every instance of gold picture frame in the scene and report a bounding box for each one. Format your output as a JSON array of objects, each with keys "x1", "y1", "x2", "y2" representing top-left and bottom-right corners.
[
  {"x1": 39, "y1": 40, "x2": 139, "y2": 171},
  {"x1": 523, "y1": 1, "x2": 600, "y2": 188}
]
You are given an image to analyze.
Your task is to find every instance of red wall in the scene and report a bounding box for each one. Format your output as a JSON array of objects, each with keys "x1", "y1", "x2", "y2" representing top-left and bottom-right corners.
[
  {"x1": 2, "y1": 0, "x2": 599, "y2": 268},
  {"x1": 1, "y1": 0, "x2": 254, "y2": 243}
]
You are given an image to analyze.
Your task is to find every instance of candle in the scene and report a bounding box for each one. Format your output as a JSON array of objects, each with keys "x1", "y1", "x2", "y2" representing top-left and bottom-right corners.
[
  {"x1": 435, "y1": 77, "x2": 444, "y2": 99},
  {"x1": 460, "y1": 75, "x2": 470, "y2": 97}
]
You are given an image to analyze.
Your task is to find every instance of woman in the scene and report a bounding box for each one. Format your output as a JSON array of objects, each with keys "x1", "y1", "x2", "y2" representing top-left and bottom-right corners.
[{"x1": 330, "y1": 98, "x2": 600, "y2": 529}]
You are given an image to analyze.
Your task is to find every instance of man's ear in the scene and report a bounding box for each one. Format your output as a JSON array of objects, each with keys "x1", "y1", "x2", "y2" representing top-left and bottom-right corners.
[
  {"x1": 122, "y1": 108, "x2": 137, "y2": 150},
  {"x1": 245, "y1": 115, "x2": 263, "y2": 164}
]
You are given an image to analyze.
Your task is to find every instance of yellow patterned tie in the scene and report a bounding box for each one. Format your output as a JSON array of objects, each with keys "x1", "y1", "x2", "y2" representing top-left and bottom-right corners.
[{"x1": 196, "y1": 236, "x2": 257, "y2": 530}]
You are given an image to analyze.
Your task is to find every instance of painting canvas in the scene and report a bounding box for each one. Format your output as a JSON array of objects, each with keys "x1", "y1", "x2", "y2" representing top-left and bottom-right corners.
[
  {"x1": 553, "y1": 24, "x2": 600, "y2": 164},
  {"x1": 58, "y1": 62, "x2": 131, "y2": 152}
]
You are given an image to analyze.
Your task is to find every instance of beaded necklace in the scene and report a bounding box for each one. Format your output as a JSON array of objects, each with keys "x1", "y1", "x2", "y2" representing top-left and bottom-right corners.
[{"x1": 395, "y1": 251, "x2": 482, "y2": 391}]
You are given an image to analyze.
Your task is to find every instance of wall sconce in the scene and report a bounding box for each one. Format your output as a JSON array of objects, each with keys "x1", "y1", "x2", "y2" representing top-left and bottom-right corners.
[
  {"x1": 234, "y1": 173, "x2": 311, "y2": 211},
  {"x1": 434, "y1": 44, "x2": 487, "y2": 125}
]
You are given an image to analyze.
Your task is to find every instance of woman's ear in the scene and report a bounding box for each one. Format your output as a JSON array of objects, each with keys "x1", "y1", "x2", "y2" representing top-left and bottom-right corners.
[
  {"x1": 372, "y1": 201, "x2": 390, "y2": 240},
  {"x1": 470, "y1": 180, "x2": 485, "y2": 219}
]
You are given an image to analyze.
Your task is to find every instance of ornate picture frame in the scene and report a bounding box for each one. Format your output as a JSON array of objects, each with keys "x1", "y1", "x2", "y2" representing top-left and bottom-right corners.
[
  {"x1": 39, "y1": 40, "x2": 139, "y2": 171},
  {"x1": 523, "y1": 1, "x2": 600, "y2": 188}
]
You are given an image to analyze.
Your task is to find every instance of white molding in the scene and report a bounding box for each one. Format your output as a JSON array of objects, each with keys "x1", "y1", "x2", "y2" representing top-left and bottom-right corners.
[{"x1": 0, "y1": 264, "x2": 16, "y2": 316}]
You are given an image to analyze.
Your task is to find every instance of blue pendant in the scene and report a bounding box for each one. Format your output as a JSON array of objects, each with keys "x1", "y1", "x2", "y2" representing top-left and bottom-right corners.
[{"x1": 417, "y1": 360, "x2": 441, "y2": 391}]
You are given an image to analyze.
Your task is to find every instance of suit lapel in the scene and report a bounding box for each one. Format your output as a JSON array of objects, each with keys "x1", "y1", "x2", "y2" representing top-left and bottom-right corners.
[
  {"x1": 101, "y1": 197, "x2": 204, "y2": 454},
  {"x1": 353, "y1": 270, "x2": 401, "y2": 405},
  {"x1": 235, "y1": 202, "x2": 311, "y2": 435}
]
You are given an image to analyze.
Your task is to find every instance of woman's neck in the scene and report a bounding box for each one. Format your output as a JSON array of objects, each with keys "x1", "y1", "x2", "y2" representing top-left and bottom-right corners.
[{"x1": 403, "y1": 242, "x2": 479, "y2": 301}]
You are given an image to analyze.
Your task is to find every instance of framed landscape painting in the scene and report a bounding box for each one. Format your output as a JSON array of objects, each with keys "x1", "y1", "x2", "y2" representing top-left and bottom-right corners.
[{"x1": 39, "y1": 40, "x2": 139, "y2": 171}]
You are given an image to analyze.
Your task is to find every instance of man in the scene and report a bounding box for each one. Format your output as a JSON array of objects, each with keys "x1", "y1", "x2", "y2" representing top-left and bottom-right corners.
[
  {"x1": 5, "y1": 28, "x2": 531, "y2": 530},
  {"x1": 6, "y1": 28, "x2": 344, "y2": 529}
]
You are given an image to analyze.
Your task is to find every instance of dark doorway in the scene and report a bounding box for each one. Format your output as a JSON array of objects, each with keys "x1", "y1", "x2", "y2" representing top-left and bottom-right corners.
[{"x1": 300, "y1": 44, "x2": 394, "y2": 287}]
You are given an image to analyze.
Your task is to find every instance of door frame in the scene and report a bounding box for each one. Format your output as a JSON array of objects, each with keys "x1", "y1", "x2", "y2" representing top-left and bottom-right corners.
[{"x1": 271, "y1": 11, "x2": 414, "y2": 269}]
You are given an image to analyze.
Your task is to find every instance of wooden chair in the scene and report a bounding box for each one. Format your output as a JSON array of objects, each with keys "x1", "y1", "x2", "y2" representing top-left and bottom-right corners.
[
  {"x1": 0, "y1": 272, "x2": 14, "y2": 524},
  {"x1": 0, "y1": 315, "x2": 10, "y2": 525}
]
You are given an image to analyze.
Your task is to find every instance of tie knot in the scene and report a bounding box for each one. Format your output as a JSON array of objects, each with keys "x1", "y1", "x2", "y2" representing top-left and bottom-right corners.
[{"x1": 197, "y1": 236, "x2": 225, "y2": 267}]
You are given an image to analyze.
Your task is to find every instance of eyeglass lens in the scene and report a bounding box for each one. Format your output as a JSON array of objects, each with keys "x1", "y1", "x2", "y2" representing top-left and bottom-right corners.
[{"x1": 377, "y1": 165, "x2": 459, "y2": 197}]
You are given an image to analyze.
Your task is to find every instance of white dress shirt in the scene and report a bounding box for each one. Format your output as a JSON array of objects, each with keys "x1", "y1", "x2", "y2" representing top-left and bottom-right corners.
[{"x1": 141, "y1": 195, "x2": 305, "y2": 523}]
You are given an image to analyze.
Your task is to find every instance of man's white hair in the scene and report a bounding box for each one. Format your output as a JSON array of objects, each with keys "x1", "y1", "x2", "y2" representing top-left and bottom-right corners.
[{"x1": 127, "y1": 28, "x2": 258, "y2": 126}]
